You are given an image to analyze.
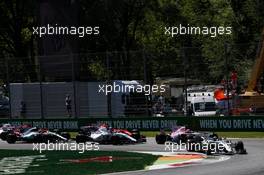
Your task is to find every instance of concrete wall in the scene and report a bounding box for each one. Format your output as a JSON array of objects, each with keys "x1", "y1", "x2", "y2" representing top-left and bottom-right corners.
[{"x1": 10, "y1": 82, "x2": 108, "y2": 118}]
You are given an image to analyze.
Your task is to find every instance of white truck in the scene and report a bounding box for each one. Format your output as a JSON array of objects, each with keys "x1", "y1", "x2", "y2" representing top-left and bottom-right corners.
[{"x1": 186, "y1": 86, "x2": 217, "y2": 116}]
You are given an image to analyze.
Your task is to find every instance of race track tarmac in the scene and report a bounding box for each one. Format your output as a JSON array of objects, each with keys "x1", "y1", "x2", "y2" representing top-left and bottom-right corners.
[
  {"x1": 0, "y1": 138, "x2": 264, "y2": 175},
  {"x1": 107, "y1": 138, "x2": 264, "y2": 175}
]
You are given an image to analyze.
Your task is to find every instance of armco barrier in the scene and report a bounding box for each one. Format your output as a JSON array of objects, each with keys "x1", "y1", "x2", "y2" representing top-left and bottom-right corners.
[{"x1": 0, "y1": 116, "x2": 264, "y2": 131}]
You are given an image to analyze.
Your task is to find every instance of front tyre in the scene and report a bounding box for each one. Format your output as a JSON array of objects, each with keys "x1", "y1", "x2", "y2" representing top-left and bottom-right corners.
[
  {"x1": 6, "y1": 134, "x2": 17, "y2": 144},
  {"x1": 0, "y1": 132, "x2": 8, "y2": 141},
  {"x1": 156, "y1": 134, "x2": 167, "y2": 144},
  {"x1": 235, "y1": 141, "x2": 247, "y2": 154},
  {"x1": 76, "y1": 134, "x2": 87, "y2": 143}
]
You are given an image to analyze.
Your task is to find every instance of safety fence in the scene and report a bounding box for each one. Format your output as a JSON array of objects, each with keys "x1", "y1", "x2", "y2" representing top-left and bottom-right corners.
[{"x1": 0, "y1": 43, "x2": 263, "y2": 119}]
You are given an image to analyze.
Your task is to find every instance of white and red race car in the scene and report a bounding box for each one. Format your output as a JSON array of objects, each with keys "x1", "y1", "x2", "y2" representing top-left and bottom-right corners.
[{"x1": 76, "y1": 124, "x2": 146, "y2": 145}]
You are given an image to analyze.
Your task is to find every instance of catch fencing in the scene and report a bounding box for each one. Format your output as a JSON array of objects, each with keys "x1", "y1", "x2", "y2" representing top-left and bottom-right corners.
[{"x1": 0, "y1": 43, "x2": 263, "y2": 119}]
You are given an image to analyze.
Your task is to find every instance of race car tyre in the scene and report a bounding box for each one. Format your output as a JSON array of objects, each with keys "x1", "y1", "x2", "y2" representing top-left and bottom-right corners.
[
  {"x1": 187, "y1": 141, "x2": 194, "y2": 151},
  {"x1": 235, "y1": 141, "x2": 247, "y2": 154},
  {"x1": 112, "y1": 135, "x2": 121, "y2": 145},
  {"x1": 6, "y1": 134, "x2": 17, "y2": 144},
  {"x1": 206, "y1": 148, "x2": 212, "y2": 155},
  {"x1": 156, "y1": 134, "x2": 167, "y2": 144},
  {"x1": 131, "y1": 129, "x2": 140, "y2": 140},
  {"x1": 41, "y1": 135, "x2": 56, "y2": 143},
  {"x1": 32, "y1": 134, "x2": 43, "y2": 143},
  {"x1": 0, "y1": 132, "x2": 8, "y2": 141},
  {"x1": 166, "y1": 135, "x2": 172, "y2": 142},
  {"x1": 76, "y1": 134, "x2": 88, "y2": 143},
  {"x1": 206, "y1": 143, "x2": 215, "y2": 155},
  {"x1": 179, "y1": 134, "x2": 188, "y2": 143},
  {"x1": 187, "y1": 141, "x2": 197, "y2": 152},
  {"x1": 48, "y1": 137, "x2": 58, "y2": 143}
]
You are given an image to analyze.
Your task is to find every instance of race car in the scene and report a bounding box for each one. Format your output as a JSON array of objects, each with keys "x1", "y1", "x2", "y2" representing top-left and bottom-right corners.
[
  {"x1": 156, "y1": 126, "x2": 247, "y2": 155},
  {"x1": 75, "y1": 124, "x2": 146, "y2": 145},
  {"x1": 0, "y1": 123, "x2": 15, "y2": 141},
  {"x1": 4, "y1": 125, "x2": 70, "y2": 144},
  {"x1": 156, "y1": 126, "x2": 201, "y2": 144},
  {"x1": 187, "y1": 134, "x2": 247, "y2": 155},
  {"x1": 186, "y1": 133, "x2": 247, "y2": 155}
]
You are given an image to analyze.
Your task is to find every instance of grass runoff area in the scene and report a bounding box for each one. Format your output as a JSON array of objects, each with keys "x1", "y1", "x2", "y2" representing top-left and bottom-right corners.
[
  {"x1": 140, "y1": 131, "x2": 264, "y2": 138},
  {"x1": 141, "y1": 131, "x2": 264, "y2": 138},
  {"x1": 0, "y1": 150, "x2": 159, "y2": 175},
  {"x1": 69, "y1": 131, "x2": 264, "y2": 139}
]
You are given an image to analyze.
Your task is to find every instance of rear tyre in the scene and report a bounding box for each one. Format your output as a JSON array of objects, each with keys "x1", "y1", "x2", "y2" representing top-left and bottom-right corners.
[
  {"x1": 6, "y1": 134, "x2": 17, "y2": 144},
  {"x1": 112, "y1": 135, "x2": 121, "y2": 145},
  {"x1": 187, "y1": 140, "x2": 196, "y2": 152},
  {"x1": 0, "y1": 132, "x2": 8, "y2": 141},
  {"x1": 235, "y1": 141, "x2": 247, "y2": 154},
  {"x1": 206, "y1": 143, "x2": 215, "y2": 155},
  {"x1": 76, "y1": 134, "x2": 87, "y2": 143},
  {"x1": 156, "y1": 134, "x2": 167, "y2": 144}
]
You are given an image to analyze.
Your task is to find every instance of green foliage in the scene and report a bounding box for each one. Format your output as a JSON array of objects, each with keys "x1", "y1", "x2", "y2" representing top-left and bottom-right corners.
[
  {"x1": 0, "y1": 0, "x2": 263, "y2": 85},
  {"x1": 88, "y1": 61, "x2": 109, "y2": 80}
]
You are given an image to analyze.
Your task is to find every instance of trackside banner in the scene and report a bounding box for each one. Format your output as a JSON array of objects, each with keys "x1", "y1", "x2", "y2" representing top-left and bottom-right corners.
[{"x1": 0, "y1": 117, "x2": 264, "y2": 131}]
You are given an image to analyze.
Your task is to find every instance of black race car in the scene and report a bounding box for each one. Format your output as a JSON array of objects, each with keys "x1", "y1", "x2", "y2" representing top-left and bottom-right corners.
[{"x1": 4, "y1": 125, "x2": 70, "y2": 144}]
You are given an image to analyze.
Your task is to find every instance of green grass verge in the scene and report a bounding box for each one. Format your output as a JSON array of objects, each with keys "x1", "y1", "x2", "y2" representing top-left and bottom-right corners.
[
  {"x1": 141, "y1": 131, "x2": 264, "y2": 138},
  {"x1": 0, "y1": 150, "x2": 158, "y2": 175},
  {"x1": 69, "y1": 132, "x2": 78, "y2": 139},
  {"x1": 69, "y1": 131, "x2": 264, "y2": 139}
]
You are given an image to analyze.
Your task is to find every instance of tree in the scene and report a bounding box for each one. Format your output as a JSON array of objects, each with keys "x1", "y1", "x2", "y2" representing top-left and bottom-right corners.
[{"x1": 0, "y1": 0, "x2": 38, "y2": 82}]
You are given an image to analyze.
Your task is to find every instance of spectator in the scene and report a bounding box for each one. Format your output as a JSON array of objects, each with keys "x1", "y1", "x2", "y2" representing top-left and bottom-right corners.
[
  {"x1": 65, "y1": 94, "x2": 72, "y2": 117},
  {"x1": 231, "y1": 70, "x2": 238, "y2": 91},
  {"x1": 20, "y1": 101, "x2": 26, "y2": 118},
  {"x1": 158, "y1": 95, "x2": 165, "y2": 105}
]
